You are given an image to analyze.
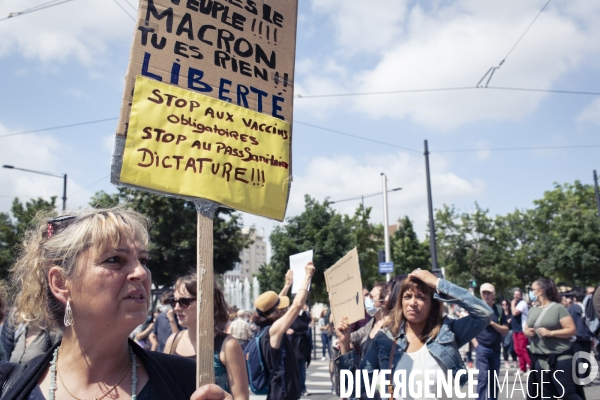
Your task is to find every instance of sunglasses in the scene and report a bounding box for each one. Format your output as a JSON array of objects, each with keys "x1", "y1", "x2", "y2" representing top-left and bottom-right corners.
[
  {"x1": 45, "y1": 215, "x2": 77, "y2": 238},
  {"x1": 166, "y1": 297, "x2": 197, "y2": 309}
]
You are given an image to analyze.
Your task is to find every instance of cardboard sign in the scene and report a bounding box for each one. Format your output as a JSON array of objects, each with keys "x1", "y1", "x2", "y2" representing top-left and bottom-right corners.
[
  {"x1": 289, "y1": 250, "x2": 313, "y2": 294},
  {"x1": 324, "y1": 247, "x2": 365, "y2": 327},
  {"x1": 111, "y1": 0, "x2": 299, "y2": 220},
  {"x1": 120, "y1": 76, "x2": 290, "y2": 219}
]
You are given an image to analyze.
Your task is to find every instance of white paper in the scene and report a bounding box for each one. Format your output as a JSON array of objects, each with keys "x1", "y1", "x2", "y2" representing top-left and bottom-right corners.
[{"x1": 290, "y1": 250, "x2": 313, "y2": 294}]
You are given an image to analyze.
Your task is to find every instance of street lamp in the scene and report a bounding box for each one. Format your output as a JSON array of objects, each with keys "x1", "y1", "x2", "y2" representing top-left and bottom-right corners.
[
  {"x1": 330, "y1": 187, "x2": 402, "y2": 206},
  {"x1": 3, "y1": 165, "x2": 67, "y2": 211},
  {"x1": 330, "y1": 183, "x2": 402, "y2": 282}
]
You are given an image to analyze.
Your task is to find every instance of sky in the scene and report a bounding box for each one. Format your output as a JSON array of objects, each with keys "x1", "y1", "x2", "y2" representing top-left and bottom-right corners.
[{"x1": 1, "y1": 0, "x2": 599, "y2": 262}]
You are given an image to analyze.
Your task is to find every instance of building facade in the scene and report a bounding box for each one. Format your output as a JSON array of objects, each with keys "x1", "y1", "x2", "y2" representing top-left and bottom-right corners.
[{"x1": 222, "y1": 227, "x2": 267, "y2": 281}]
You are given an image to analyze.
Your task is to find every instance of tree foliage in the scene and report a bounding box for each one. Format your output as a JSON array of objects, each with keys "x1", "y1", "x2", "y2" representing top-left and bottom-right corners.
[
  {"x1": 90, "y1": 188, "x2": 251, "y2": 287},
  {"x1": 391, "y1": 216, "x2": 430, "y2": 275},
  {"x1": 0, "y1": 197, "x2": 57, "y2": 279},
  {"x1": 258, "y1": 196, "x2": 353, "y2": 302}
]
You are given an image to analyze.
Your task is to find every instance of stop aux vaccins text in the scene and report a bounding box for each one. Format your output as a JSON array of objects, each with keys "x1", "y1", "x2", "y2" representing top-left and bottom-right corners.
[{"x1": 132, "y1": 88, "x2": 289, "y2": 187}]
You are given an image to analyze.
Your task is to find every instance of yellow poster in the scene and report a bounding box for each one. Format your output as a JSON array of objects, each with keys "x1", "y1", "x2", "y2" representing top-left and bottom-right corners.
[{"x1": 120, "y1": 76, "x2": 290, "y2": 221}]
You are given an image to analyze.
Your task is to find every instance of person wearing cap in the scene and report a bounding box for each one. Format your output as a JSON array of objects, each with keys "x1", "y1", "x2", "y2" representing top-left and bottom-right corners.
[
  {"x1": 472, "y1": 283, "x2": 508, "y2": 400},
  {"x1": 252, "y1": 262, "x2": 315, "y2": 400}
]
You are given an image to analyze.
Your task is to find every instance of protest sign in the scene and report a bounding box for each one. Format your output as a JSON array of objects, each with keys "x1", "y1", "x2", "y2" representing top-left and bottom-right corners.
[
  {"x1": 324, "y1": 248, "x2": 365, "y2": 327},
  {"x1": 289, "y1": 250, "x2": 313, "y2": 294},
  {"x1": 111, "y1": 0, "x2": 299, "y2": 221},
  {"x1": 111, "y1": 0, "x2": 299, "y2": 386},
  {"x1": 119, "y1": 75, "x2": 290, "y2": 220}
]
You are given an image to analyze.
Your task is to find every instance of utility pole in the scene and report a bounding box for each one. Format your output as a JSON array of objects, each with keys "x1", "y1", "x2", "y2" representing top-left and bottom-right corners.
[
  {"x1": 594, "y1": 170, "x2": 600, "y2": 219},
  {"x1": 424, "y1": 140, "x2": 440, "y2": 275},
  {"x1": 381, "y1": 173, "x2": 392, "y2": 282}
]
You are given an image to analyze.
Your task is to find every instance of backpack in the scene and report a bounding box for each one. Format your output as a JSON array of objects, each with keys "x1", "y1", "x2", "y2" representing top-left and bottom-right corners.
[
  {"x1": 244, "y1": 327, "x2": 271, "y2": 395},
  {"x1": 583, "y1": 287, "x2": 600, "y2": 336}
]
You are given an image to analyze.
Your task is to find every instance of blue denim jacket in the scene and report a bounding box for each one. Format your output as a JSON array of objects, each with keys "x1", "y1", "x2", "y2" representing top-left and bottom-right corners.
[{"x1": 334, "y1": 279, "x2": 493, "y2": 393}]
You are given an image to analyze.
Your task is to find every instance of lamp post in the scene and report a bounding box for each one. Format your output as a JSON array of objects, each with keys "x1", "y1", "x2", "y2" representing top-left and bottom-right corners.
[
  {"x1": 3, "y1": 165, "x2": 67, "y2": 211},
  {"x1": 381, "y1": 173, "x2": 391, "y2": 282}
]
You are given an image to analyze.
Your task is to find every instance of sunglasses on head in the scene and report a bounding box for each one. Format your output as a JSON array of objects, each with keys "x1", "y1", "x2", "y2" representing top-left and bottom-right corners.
[
  {"x1": 45, "y1": 215, "x2": 77, "y2": 238},
  {"x1": 166, "y1": 297, "x2": 197, "y2": 309}
]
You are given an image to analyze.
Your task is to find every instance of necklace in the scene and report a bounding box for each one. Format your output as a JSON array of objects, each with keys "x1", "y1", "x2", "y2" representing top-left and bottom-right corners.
[{"x1": 49, "y1": 345, "x2": 138, "y2": 400}]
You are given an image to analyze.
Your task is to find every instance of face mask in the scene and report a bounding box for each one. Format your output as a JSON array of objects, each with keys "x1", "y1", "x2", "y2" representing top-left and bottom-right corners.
[
  {"x1": 364, "y1": 297, "x2": 380, "y2": 317},
  {"x1": 529, "y1": 290, "x2": 538, "y2": 302}
]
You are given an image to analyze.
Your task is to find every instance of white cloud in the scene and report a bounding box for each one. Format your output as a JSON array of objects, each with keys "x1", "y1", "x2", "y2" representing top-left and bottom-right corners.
[
  {"x1": 297, "y1": 0, "x2": 600, "y2": 129},
  {"x1": 577, "y1": 98, "x2": 600, "y2": 125},
  {"x1": 0, "y1": 0, "x2": 136, "y2": 64},
  {"x1": 310, "y1": 0, "x2": 408, "y2": 55},
  {"x1": 0, "y1": 123, "x2": 94, "y2": 213}
]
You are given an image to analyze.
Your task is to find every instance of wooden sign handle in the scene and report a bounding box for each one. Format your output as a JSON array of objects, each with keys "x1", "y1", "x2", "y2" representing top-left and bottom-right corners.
[{"x1": 194, "y1": 199, "x2": 220, "y2": 388}]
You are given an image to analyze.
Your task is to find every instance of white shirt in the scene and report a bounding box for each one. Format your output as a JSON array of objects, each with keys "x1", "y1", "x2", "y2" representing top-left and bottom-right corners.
[
  {"x1": 516, "y1": 300, "x2": 529, "y2": 331},
  {"x1": 395, "y1": 344, "x2": 450, "y2": 400}
]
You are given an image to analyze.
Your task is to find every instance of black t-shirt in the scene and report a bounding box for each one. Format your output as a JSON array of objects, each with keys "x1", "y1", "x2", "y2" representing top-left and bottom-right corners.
[
  {"x1": 475, "y1": 304, "x2": 506, "y2": 351},
  {"x1": 290, "y1": 312, "x2": 311, "y2": 361},
  {"x1": 260, "y1": 327, "x2": 302, "y2": 400}
]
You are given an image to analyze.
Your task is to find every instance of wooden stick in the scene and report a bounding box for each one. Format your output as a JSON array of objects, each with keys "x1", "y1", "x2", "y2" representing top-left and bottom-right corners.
[{"x1": 194, "y1": 199, "x2": 220, "y2": 387}]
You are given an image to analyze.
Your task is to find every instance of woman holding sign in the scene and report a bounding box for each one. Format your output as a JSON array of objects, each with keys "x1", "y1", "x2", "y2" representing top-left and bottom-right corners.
[
  {"x1": 335, "y1": 269, "x2": 493, "y2": 400},
  {"x1": 0, "y1": 208, "x2": 230, "y2": 400}
]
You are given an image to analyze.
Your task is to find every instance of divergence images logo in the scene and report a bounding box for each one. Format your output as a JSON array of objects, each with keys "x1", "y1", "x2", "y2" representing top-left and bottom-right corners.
[{"x1": 572, "y1": 351, "x2": 599, "y2": 385}]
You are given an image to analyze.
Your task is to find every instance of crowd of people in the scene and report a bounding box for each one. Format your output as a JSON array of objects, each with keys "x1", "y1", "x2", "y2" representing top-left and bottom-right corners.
[{"x1": 0, "y1": 206, "x2": 598, "y2": 400}]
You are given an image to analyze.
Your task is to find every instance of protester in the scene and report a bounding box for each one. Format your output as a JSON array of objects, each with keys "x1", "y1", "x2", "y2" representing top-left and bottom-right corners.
[
  {"x1": 0, "y1": 283, "x2": 8, "y2": 361},
  {"x1": 383, "y1": 274, "x2": 408, "y2": 319},
  {"x1": 524, "y1": 278, "x2": 582, "y2": 400},
  {"x1": 229, "y1": 309, "x2": 253, "y2": 351},
  {"x1": 568, "y1": 292, "x2": 593, "y2": 376},
  {"x1": 349, "y1": 282, "x2": 388, "y2": 365},
  {"x1": 9, "y1": 323, "x2": 61, "y2": 365},
  {"x1": 151, "y1": 290, "x2": 180, "y2": 352},
  {"x1": 472, "y1": 283, "x2": 508, "y2": 400},
  {"x1": 510, "y1": 288, "x2": 531, "y2": 372},
  {"x1": 500, "y1": 299, "x2": 517, "y2": 369},
  {"x1": 288, "y1": 304, "x2": 312, "y2": 396},
  {"x1": 164, "y1": 273, "x2": 249, "y2": 399},
  {"x1": 252, "y1": 262, "x2": 315, "y2": 400},
  {"x1": 318, "y1": 309, "x2": 332, "y2": 360},
  {"x1": 0, "y1": 208, "x2": 229, "y2": 399},
  {"x1": 335, "y1": 269, "x2": 493, "y2": 399},
  {"x1": 130, "y1": 313, "x2": 155, "y2": 350}
]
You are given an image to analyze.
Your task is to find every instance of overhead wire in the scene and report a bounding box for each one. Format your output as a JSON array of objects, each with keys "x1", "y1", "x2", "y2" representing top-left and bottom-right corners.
[
  {"x1": 0, "y1": 117, "x2": 118, "y2": 138},
  {"x1": 69, "y1": 175, "x2": 111, "y2": 197},
  {"x1": 477, "y1": 0, "x2": 552, "y2": 87},
  {"x1": 2, "y1": 116, "x2": 599, "y2": 155},
  {"x1": 295, "y1": 85, "x2": 600, "y2": 99},
  {"x1": 0, "y1": 0, "x2": 73, "y2": 22},
  {"x1": 122, "y1": 0, "x2": 138, "y2": 12},
  {"x1": 110, "y1": 0, "x2": 136, "y2": 21},
  {"x1": 294, "y1": 121, "x2": 422, "y2": 153}
]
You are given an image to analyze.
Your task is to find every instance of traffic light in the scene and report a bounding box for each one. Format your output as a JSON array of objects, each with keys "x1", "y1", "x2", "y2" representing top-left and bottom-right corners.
[{"x1": 469, "y1": 279, "x2": 477, "y2": 288}]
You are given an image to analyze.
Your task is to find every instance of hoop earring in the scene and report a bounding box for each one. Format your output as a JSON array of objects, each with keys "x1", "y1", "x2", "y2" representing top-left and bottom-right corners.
[{"x1": 64, "y1": 301, "x2": 74, "y2": 327}]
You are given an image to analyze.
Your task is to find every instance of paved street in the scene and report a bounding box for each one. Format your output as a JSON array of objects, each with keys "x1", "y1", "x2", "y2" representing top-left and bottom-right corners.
[{"x1": 251, "y1": 331, "x2": 600, "y2": 400}]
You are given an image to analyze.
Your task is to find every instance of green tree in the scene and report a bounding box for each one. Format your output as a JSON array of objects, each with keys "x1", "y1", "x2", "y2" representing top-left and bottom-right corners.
[
  {"x1": 529, "y1": 182, "x2": 600, "y2": 286},
  {"x1": 258, "y1": 196, "x2": 353, "y2": 302},
  {"x1": 0, "y1": 197, "x2": 58, "y2": 279},
  {"x1": 90, "y1": 188, "x2": 252, "y2": 287},
  {"x1": 435, "y1": 204, "x2": 519, "y2": 296},
  {"x1": 391, "y1": 216, "x2": 430, "y2": 275},
  {"x1": 346, "y1": 204, "x2": 384, "y2": 288}
]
